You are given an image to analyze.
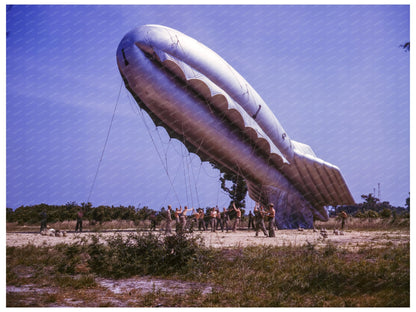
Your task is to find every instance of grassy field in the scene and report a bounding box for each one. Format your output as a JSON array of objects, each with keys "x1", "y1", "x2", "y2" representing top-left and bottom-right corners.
[{"x1": 6, "y1": 218, "x2": 410, "y2": 307}]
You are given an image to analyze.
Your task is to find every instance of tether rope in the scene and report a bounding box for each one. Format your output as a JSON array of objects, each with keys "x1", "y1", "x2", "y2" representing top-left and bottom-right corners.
[
  {"x1": 87, "y1": 81, "x2": 123, "y2": 203},
  {"x1": 138, "y1": 107, "x2": 182, "y2": 207},
  {"x1": 125, "y1": 90, "x2": 182, "y2": 207}
]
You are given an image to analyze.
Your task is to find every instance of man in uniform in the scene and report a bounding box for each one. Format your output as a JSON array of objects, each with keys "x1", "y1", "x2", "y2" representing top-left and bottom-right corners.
[
  {"x1": 340, "y1": 210, "x2": 348, "y2": 229},
  {"x1": 179, "y1": 206, "x2": 189, "y2": 232},
  {"x1": 40, "y1": 210, "x2": 47, "y2": 232},
  {"x1": 175, "y1": 207, "x2": 181, "y2": 232},
  {"x1": 165, "y1": 205, "x2": 173, "y2": 235},
  {"x1": 222, "y1": 207, "x2": 230, "y2": 232},
  {"x1": 198, "y1": 208, "x2": 206, "y2": 231},
  {"x1": 232, "y1": 202, "x2": 241, "y2": 232},
  {"x1": 248, "y1": 211, "x2": 254, "y2": 230},
  {"x1": 210, "y1": 208, "x2": 217, "y2": 232},
  {"x1": 267, "y1": 203, "x2": 276, "y2": 237},
  {"x1": 216, "y1": 207, "x2": 224, "y2": 232},
  {"x1": 254, "y1": 203, "x2": 268, "y2": 237},
  {"x1": 75, "y1": 208, "x2": 83, "y2": 232}
]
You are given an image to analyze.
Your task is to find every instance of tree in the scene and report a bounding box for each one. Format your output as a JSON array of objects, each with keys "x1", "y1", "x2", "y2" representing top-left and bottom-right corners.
[
  {"x1": 366, "y1": 210, "x2": 379, "y2": 219},
  {"x1": 220, "y1": 171, "x2": 247, "y2": 209},
  {"x1": 380, "y1": 208, "x2": 392, "y2": 219},
  {"x1": 136, "y1": 206, "x2": 155, "y2": 221},
  {"x1": 361, "y1": 193, "x2": 379, "y2": 211},
  {"x1": 405, "y1": 193, "x2": 410, "y2": 211},
  {"x1": 209, "y1": 162, "x2": 247, "y2": 209}
]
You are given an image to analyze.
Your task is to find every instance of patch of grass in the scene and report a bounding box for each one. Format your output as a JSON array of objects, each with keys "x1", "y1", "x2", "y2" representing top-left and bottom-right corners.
[
  {"x1": 55, "y1": 274, "x2": 97, "y2": 289},
  {"x1": 215, "y1": 242, "x2": 409, "y2": 307},
  {"x1": 86, "y1": 232, "x2": 209, "y2": 278},
  {"x1": 315, "y1": 216, "x2": 409, "y2": 231}
]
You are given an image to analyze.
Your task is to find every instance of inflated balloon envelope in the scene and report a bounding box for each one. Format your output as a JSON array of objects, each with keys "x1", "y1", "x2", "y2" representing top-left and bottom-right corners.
[{"x1": 116, "y1": 24, "x2": 355, "y2": 229}]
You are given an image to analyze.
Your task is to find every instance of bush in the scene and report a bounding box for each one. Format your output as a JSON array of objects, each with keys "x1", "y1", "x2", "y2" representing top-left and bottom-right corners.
[
  {"x1": 87, "y1": 232, "x2": 209, "y2": 278},
  {"x1": 380, "y1": 208, "x2": 392, "y2": 219},
  {"x1": 366, "y1": 210, "x2": 379, "y2": 219}
]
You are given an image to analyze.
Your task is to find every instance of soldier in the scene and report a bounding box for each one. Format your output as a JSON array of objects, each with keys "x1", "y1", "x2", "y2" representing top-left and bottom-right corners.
[
  {"x1": 267, "y1": 203, "x2": 276, "y2": 237},
  {"x1": 75, "y1": 208, "x2": 83, "y2": 232},
  {"x1": 198, "y1": 208, "x2": 206, "y2": 231},
  {"x1": 188, "y1": 208, "x2": 198, "y2": 233},
  {"x1": 165, "y1": 205, "x2": 173, "y2": 235},
  {"x1": 192, "y1": 207, "x2": 199, "y2": 226},
  {"x1": 222, "y1": 207, "x2": 230, "y2": 232},
  {"x1": 216, "y1": 207, "x2": 224, "y2": 232},
  {"x1": 149, "y1": 212, "x2": 157, "y2": 231},
  {"x1": 340, "y1": 210, "x2": 348, "y2": 229},
  {"x1": 254, "y1": 203, "x2": 268, "y2": 237},
  {"x1": 40, "y1": 210, "x2": 47, "y2": 232},
  {"x1": 210, "y1": 208, "x2": 217, "y2": 232},
  {"x1": 179, "y1": 206, "x2": 189, "y2": 232},
  {"x1": 232, "y1": 202, "x2": 241, "y2": 232},
  {"x1": 175, "y1": 207, "x2": 181, "y2": 232},
  {"x1": 248, "y1": 211, "x2": 254, "y2": 230}
]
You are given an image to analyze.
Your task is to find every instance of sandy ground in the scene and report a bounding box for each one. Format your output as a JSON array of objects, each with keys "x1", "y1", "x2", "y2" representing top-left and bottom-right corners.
[{"x1": 6, "y1": 228, "x2": 409, "y2": 250}]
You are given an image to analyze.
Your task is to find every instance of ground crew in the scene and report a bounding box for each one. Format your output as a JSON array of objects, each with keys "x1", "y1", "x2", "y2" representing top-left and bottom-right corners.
[
  {"x1": 175, "y1": 207, "x2": 181, "y2": 232},
  {"x1": 340, "y1": 210, "x2": 348, "y2": 229},
  {"x1": 232, "y1": 202, "x2": 241, "y2": 232},
  {"x1": 216, "y1": 207, "x2": 224, "y2": 232},
  {"x1": 198, "y1": 208, "x2": 206, "y2": 231},
  {"x1": 179, "y1": 206, "x2": 189, "y2": 232},
  {"x1": 149, "y1": 212, "x2": 157, "y2": 231},
  {"x1": 222, "y1": 207, "x2": 230, "y2": 232},
  {"x1": 165, "y1": 205, "x2": 173, "y2": 234},
  {"x1": 210, "y1": 208, "x2": 217, "y2": 232},
  {"x1": 254, "y1": 203, "x2": 268, "y2": 237},
  {"x1": 248, "y1": 211, "x2": 254, "y2": 230},
  {"x1": 40, "y1": 210, "x2": 47, "y2": 232},
  {"x1": 267, "y1": 203, "x2": 276, "y2": 237},
  {"x1": 75, "y1": 208, "x2": 83, "y2": 232}
]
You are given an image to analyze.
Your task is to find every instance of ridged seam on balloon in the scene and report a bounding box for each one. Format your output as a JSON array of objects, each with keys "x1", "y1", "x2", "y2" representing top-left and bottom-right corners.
[
  {"x1": 299, "y1": 151, "x2": 354, "y2": 204},
  {"x1": 136, "y1": 24, "x2": 294, "y2": 160},
  {"x1": 121, "y1": 40, "x2": 298, "y2": 197},
  {"x1": 152, "y1": 48, "x2": 289, "y2": 166},
  {"x1": 149, "y1": 45, "x2": 354, "y2": 208}
]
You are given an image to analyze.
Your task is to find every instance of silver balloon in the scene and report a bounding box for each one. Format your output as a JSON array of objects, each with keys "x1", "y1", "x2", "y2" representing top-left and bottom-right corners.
[{"x1": 116, "y1": 25, "x2": 354, "y2": 229}]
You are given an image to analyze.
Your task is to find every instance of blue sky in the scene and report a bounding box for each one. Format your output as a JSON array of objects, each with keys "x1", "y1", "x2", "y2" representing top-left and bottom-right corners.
[{"x1": 5, "y1": 4, "x2": 410, "y2": 210}]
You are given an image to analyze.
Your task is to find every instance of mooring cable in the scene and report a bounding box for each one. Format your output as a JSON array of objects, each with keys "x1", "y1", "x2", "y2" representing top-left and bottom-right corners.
[{"x1": 87, "y1": 81, "x2": 123, "y2": 203}]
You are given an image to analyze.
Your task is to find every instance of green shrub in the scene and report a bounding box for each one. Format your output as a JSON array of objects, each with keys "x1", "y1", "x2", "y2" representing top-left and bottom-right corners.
[
  {"x1": 380, "y1": 208, "x2": 392, "y2": 219},
  {"x1": 86, "y1": 232, "x2": 210, "y2": 278}
]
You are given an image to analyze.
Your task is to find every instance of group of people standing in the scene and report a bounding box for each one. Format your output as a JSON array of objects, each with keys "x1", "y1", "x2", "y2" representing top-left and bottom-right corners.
[
  {"x1": 164, "y1": 203, "x2": 242, "y2": 235},
  {"x1": 251, "y1": 202, "x2": 276, "y2": 237},
  {"x1": 163, "y1": 202, "x2": 276, "y2": 238},
  {"x1": 39, "y1": 203, "x2": 277, "y2": 237}
]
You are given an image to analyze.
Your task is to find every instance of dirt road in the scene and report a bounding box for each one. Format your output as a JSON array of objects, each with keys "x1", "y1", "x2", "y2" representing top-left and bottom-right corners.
[{"x1": 6, "y1": 228, "x2": 409, "y2": 250}]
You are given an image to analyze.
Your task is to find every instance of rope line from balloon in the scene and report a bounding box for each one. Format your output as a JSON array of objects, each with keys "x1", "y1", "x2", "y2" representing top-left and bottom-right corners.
[{"x1": 87, "y1": 81, "x2": 123, "y2": 203}]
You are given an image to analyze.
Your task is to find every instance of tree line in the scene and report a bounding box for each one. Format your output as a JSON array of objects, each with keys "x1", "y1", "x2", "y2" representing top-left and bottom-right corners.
[
  {"x1": 6, "y1": 202, "x2": 155, "y2": 225},
  {"x1": 329, "y1": 193, "x2": 409, "y2": 219},
  {"x1": 6, "y1": 202, "x2": 241, "y2": 225},
  {"x1": 6, "y1": 193, "x2": 409, "y2": 226}
]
